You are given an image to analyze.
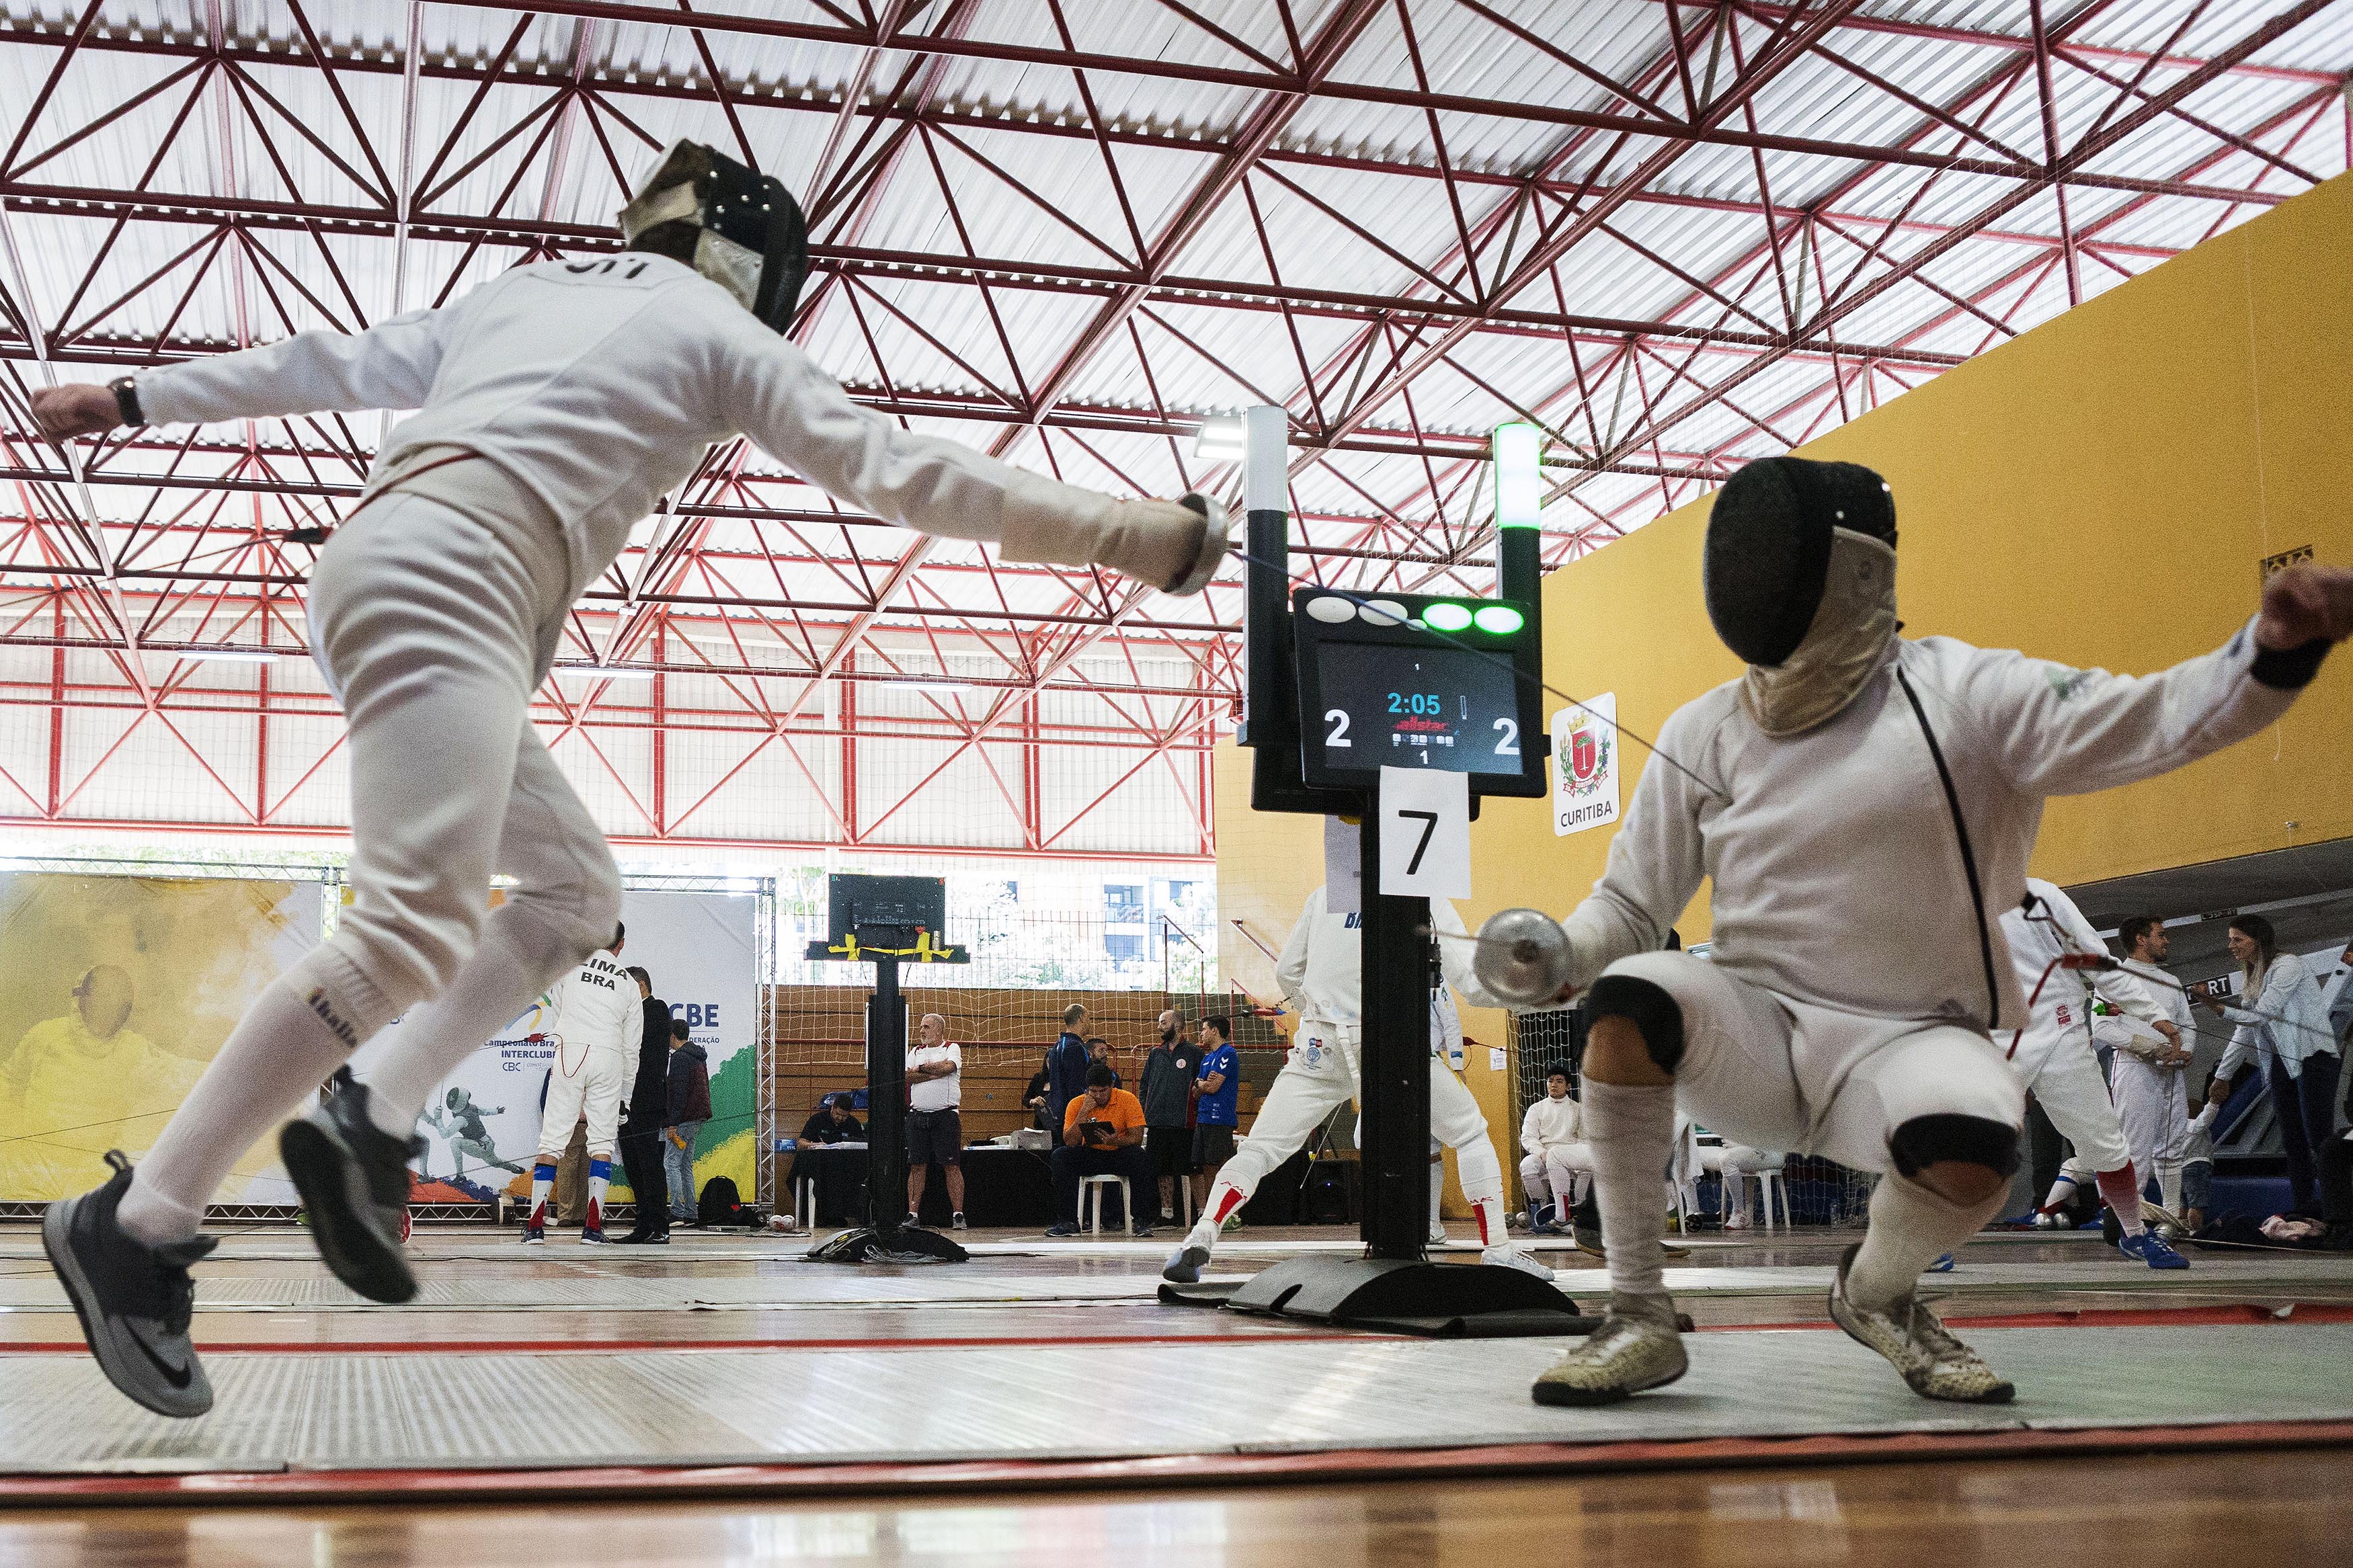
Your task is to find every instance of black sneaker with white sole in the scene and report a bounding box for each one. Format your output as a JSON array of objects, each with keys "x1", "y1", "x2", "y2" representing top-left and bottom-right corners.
[
  {"x1": 278, "y1": 1068, "x2": 425, "y2": 1305},
  {"x1": 42, "y1": 1151, "x2": 218, "y2": 1419}
]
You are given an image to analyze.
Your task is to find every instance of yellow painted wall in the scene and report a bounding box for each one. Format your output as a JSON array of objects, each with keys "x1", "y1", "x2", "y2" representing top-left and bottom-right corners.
[{"x1": 1215, "y1": 173, "x2": 2353, "y2": 1206}]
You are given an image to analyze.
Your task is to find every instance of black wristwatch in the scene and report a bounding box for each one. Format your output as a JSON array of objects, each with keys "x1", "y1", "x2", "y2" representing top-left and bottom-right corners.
[{"x1": 108, "y1": 375, "x2": 145, "y2": 427}]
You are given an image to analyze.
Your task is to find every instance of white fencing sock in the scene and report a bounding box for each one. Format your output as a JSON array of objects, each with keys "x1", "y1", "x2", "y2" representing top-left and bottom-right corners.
[
  {"x1": 1583, "y1": 1081, "x2": 1677, "y2": 1305},
  {"x1": 118, "y1": 960, "x2": 383, "y2": 1245},
  {"x1": 2156, "y1": 1157, "x2": 2184, "y2": 1214},
  {"x1": 1845, "y1": 1171, "x2": 2009, "y2": 1311},
  {"x1": 2038, "y1": 1173, "x2": 2079, "y2": 1214},
  {"x1": 350, "y1": 913, "x2": 585, "y2": 1138},
  {"x1": 1427, "y1": 1155, "x2": 1445, "y2": 1234},
  {"x1": 2096, "y1": 1164, "x2": 2146, "y2": 1237},
  {"x1": 1452, "y1": 1134, "x2": 1508, "y2": 1247}
]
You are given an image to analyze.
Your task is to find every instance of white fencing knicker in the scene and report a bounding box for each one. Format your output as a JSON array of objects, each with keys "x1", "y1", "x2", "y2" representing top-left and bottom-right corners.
[
  {"x1": 1195, "y1": 1021, "x2": 1509, "y2": 1243},
  {"x1": 536, "y1": 1033, "x2": 629, "y2": 1158}
]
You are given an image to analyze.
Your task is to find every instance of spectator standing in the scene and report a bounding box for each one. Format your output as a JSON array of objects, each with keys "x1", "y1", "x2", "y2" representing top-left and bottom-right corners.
[
  {"x1": 1139, "y1": 1010, "x2": 1201, "y2": 1223},
  {"x1": 615, "y1": 966, "x2": 674, "y2": 1245},
  {"x1": 1045, "y1": 1065, "x2": 1151, "y2": 1237},
  {"x1": 1085, "y1": 1036, "x2": 1121, "y2": 1088},
  {"x1": 2205, "y1": 915, "x2": 2341, "y2": 1213},
  {"x1": 1192, "y1": 1016, "x2": 1239, "y2": 1221},
  {"x1": 1043, "y1": 1003, "x2": 1092, "y2": 1148},
  {"x1": 664, "y1": 1018, "x2": 711, "y2": 1228},
  {"x1": 906, "y1": 1012, "x2": 967, "y2": 1231}
]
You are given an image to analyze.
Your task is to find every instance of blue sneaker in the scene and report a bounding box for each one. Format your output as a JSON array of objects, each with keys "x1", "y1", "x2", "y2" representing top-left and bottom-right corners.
[
  {"x1": 1043, "y1": 1223, "x2": 1081, "y2": 1237},
  {"x1": 2119, "y1": 1231, "x2": 2189, "y2": 1270},
  {"x1": 1927, "y1": 1252, "x2": 1956, "y2": 1272}
]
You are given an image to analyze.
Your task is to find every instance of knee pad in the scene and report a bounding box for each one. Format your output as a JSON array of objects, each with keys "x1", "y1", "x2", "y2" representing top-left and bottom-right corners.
[
  {"x1": 1585, "y1": 973, "x2": 1685, "y2": 1074},
  {"x1": 1887, "y1": 1114, "x2": 2020, "y2": 1180}
]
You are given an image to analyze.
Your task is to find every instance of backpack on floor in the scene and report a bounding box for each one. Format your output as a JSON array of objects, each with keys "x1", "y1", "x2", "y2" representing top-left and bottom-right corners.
[{"x1": 696, "y1": 1175, "x2": 746, "y2": 1229}]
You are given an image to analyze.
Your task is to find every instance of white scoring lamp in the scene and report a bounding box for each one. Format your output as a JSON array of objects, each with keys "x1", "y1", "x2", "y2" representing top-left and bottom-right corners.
[
  {"x1": 1192, "y1": 418, "x2": 1248, "y2": 462},
  {"x1": 1492, "y1": 421, "x2": 1542, "y2": 532}
]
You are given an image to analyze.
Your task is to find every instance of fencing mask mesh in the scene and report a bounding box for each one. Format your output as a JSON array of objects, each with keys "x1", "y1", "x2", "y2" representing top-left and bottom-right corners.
[
  {"x1": 1703, "y1": 456, "x2": 1897, "y2": 667},
  {"x1": 619, "y1": 140, "x2": 809, "y2": 335}
]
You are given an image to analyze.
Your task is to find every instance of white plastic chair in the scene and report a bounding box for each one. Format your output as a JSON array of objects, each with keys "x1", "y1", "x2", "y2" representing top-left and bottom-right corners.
[
  {"x1": 1752, "y1": 1159, "x2": 1792, "y2": 1233},
  {"x1": 1081, "y1": 1173, "x2": 1133, "y2": 1235}
]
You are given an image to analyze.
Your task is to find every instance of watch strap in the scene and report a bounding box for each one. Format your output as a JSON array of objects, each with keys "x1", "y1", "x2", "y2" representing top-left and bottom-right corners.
[{"x1": 109, "y1": 376, "x2": 145, "y2": 427}]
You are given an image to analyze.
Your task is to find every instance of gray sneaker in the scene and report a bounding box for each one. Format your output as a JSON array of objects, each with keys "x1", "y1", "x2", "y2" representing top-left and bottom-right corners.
[
  {"x1": 279, "y1": 1068, "x2": 424, "y2": 1305},
  {"x1": 42, "y1": 1151, "x2": 218, "y2": 1419},
  {"x1": 1162, "y1": 1235, "x2": 1212, "y2": 1284},
  {"x1": 1530, "y1": 1292, "x2": 1685, "y2": 1406},
  {"x1": 1827, "y1": 1242, "x2": 2013, "y2": 1403}
]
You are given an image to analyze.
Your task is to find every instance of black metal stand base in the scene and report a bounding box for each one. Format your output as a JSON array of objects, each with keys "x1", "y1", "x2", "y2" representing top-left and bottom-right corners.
[
  {"x1": 1170, "y1": 1255, "x2": 1596, "y2": 1337},
  {"x1": 806, "y1": 1225, "x2": 971, "y2": 1265}
]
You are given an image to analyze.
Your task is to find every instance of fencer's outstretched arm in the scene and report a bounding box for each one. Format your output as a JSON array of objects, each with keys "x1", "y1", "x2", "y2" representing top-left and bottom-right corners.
[
  {"x1": 1944, "y1": 567, "x2": 2353, "y2": 799},
  {"x1": 1433, "y1": 899, "x2": 1511, "y2": 1009}
]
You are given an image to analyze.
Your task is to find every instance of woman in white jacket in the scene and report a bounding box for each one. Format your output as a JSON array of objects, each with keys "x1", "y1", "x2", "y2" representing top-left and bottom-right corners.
[{"x1": 2206, "y1": 915, "x2": 2342, "y2": 1213}]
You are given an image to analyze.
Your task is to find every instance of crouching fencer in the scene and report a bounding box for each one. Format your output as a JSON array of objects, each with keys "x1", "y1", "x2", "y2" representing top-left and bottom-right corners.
[
  {"x1": 1162, "y1": 886, "x2": 1552, "y2": 1284},
  {"x1": 1500, "y1": 455, "x2": 2350, "y2": 1408},
  {"x1": 2000, "y1": 879, "x2": 2187, "y2": 1266},
  {"x1": 34, "y1": 140, "x2": 1229, "y2": 1418}
]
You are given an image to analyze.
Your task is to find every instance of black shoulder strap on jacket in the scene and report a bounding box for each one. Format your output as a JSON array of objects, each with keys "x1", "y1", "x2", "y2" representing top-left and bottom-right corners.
[{"x1": 1895, "y1": 665, "x2": 2000, "y2": 1028}]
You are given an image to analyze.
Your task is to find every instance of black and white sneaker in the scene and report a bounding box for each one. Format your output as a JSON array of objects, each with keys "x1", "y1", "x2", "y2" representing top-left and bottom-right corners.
[
  {"x1": 278, "y1": 1068, "x2": 425, "y2": 1305},
  {"x1": 42, "y1": 1151, "x2": 218, "y2": 1419}
]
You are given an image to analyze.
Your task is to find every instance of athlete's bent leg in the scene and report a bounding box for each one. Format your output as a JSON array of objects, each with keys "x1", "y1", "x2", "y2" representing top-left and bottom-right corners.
[{"x1": 1164, "y1": 1054, "x2": 1349, "y2": 1282}]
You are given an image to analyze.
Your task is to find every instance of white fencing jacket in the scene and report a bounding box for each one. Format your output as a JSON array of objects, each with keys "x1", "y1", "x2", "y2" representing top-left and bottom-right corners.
[
  {"x1": 1559, "y1": 628, "x2": 2303, "y2": 1038},
  {"x1": 1999, "y1": 878, "x2": 2168, "y2": 1077},
  {"x1": 1275, "y1": 885, "x2": 1494, "y2": 1046},
  {"x1": 544, "y1": 950, "x2": 638, "y2": 1070},
  {"x1": 1520, "y1": 1093, "x2": 1585, "y2": 1157},
  {"x1": 134, "y1": 253, "x2": 1111, "y2": 604}
]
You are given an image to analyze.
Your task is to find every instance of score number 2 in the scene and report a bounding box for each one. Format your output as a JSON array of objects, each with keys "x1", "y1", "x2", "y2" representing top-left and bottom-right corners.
[{"x1": 1330, "y1": 709, "x2": 1520, "y2": 758}]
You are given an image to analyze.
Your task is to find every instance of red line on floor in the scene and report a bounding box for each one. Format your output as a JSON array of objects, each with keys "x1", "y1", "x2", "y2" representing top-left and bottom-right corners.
[
  {"x1": 3, "y1": 1419, "x2": 2347, "y2": 1510},
  {"x1": 0, "y1": 1331, "x2": 1399, "y2": 1356}
]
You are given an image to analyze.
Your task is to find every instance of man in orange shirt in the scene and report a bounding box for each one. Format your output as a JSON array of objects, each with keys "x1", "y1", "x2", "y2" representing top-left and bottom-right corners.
[{"x1": 1046, "y1": 1065, "x2": 1152, "y2": 1237}]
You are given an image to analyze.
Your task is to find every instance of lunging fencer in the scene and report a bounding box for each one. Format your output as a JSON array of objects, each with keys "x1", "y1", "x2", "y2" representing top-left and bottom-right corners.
[
  {"x1": 33, "y1": 140, "x2": 1228, "y2": 1418},
  {"x1": 1493, "y1": 455, "x2": 2352, "y2": 1407},
  {"x1": 1999, "y1": 880, "x2": 2187, "y2": 1266},
  {"x1": 1162, "y1": 885, "x2": 1552, "y2": 1285},
  {"x1": 520, "y1": 926, "x2": 641, "y2": 1245}
]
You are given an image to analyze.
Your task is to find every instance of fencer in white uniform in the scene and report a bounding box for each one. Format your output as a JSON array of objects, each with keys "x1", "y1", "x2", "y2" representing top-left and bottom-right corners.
[
  {"x1": 1998, "y1": 880, "x2": 2187, "y2": 1266},
  {"x1": 1520, "y1": 1069, "x2": 1593, "y2": 1226},
  {"x1": 525, "y1": 932, "x2": 641, "y2": 1244},
  {"x1": 1162, "y1": 886, "x2": 1551, "y2": 1282},
  {"x1": 1509, "y1": 455, "x2": 2348, "y2": 1409},
  {"x1": 35, "y1": 141, "x2": 1228, "y2": 1418},
  {"x1": 2093, "y1": 916, "x2": 2197, "y2": 1218}
]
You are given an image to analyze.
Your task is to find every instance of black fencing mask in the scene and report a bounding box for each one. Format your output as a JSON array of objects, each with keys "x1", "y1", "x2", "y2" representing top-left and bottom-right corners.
[
  {"x1": 1704, "y1": 456, "x2": 1897, "y2": 667},
  {"x1": 619, "y1": 140, "x2": 810, "y2": 334}
]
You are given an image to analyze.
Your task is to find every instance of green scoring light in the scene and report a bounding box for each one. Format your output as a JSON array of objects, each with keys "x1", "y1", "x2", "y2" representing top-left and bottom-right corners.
[
  {"x1": 1421, "y1": 602, "x2": 1474, "y2": 632},
  {"x1": 1473, "y1": 604, "x2": 1525, "y2": 634}
]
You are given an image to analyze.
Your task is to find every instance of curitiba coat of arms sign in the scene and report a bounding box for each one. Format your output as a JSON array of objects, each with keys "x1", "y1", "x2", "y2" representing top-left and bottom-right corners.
[{"x1": 1550, "y1": 694, "x2": 1620, "y2": 837}]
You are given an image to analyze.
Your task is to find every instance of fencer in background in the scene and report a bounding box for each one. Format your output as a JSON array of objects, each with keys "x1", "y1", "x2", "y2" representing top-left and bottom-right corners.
[
  {"x1": 523, "y1": 926, "x2": 640, "y2": 1245},
  {"x1": 2001, "y1": 880, "x2": 2187, "y2": 1266},
  {"x1": 1519, "y1": 1069, "x2": 1591, "y2": 1231},
  {"x1": 1513, "y1": 454, "x2": 2350, "y2": 1409},
  {"x1": 1163, "y1": 885, "x2": 1551, "y2": 1284},
  {"x1": 2096, "y1": 915, "x2": 2196, "y2": 1221},
  {"x1": 34, "y1": 138, "x2": 1228, "y2": 1419}
]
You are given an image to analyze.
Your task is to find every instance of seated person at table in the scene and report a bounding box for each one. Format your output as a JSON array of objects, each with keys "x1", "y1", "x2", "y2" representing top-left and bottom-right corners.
[
  {"x1": 1045, "y1": 1065, "x2": 1152, "y2": 1238},
  {"x1": 799, "y1": 1096, "x2": 865, "y2": 1145}
]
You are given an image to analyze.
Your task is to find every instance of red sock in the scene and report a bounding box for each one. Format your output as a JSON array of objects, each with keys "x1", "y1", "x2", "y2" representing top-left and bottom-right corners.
[
  {"x1": 1210, "y1": 1186, "x2": 1246, "y2": 1225},
  {"x1": 2096, "y1": 1164, "x2": 2143, "y2": 1236},
  {"x1": 1474, "y1": 1199, "x2": 1498, "y2": 1247}
]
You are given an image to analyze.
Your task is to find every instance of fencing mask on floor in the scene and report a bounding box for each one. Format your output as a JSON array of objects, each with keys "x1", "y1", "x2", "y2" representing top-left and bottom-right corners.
[
  {"x1": 1705, "y1": 456, "x2": 1901, "y2": 736},
  {"x1": 619, "y1": 140, "x2": 809, "y2": 335}
]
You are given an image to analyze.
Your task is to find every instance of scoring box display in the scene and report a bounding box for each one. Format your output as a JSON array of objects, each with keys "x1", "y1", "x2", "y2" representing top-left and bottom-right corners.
[{"x1": 1291, "y1": 587, "x2": 1546, "y2": 798}]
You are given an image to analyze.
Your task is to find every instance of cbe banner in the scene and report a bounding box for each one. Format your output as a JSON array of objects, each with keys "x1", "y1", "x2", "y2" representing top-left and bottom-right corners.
[{"x1": 1552, "y1": 695, "x2": 1620, "y2": 837}]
